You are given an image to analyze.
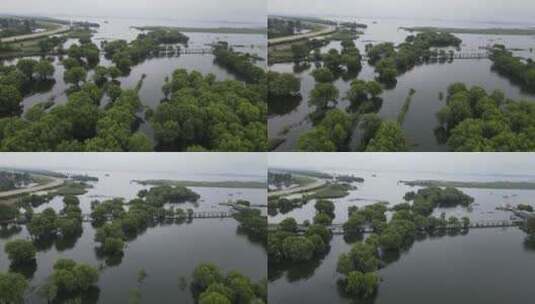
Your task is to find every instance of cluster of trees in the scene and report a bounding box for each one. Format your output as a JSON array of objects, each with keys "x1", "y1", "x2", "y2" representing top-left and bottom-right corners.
[
  {"x1": 268, "y1": 217, "x2": 331, "y2": 264},
  {"x1": 313, "y1": 200, "x2": 335, "y2": 225},
  {"x1": 27, "y1": 196, "x2": 83, "y2": 240},
  {"x1": 151, "y1": 69, "x2": 267, "y2": 151},
  {"x1": 38, "y1": 36, "x2": 67, "y2": 53},
  {"x1": 138, "y1": 185, "x2": 200, "y2": 207},
  {"x1": 103, "y1": 29, "x2": 189, "y2": 74},
  {"x1": 90, "y1": 186, "x2": 198, "y2": 262},
  {"x1": 366, "y1": 31, "x2": 461, "y2": 84},
  {"x1": 64, "y1": 40, "x2": 101, "y2": 70},
  {"x1": 49, "y1": 258, "x2": 99, "y2": 298},
  {"x1": 518, "y1": 204, "x2": 534, "y2": 212},
  {"x1": 335, "y1": 175, "x2": 365, "y2": 183},
  {"x1": 267, "y1": 71, "x2": 301, "y2": 115},
  {"x1": 0, "y1": 204, "x2": 19, "y2": 222},
  {"x1": 267, "y1": 71, "x2": 300, "y2": 98},
  {"x1": 0, "y1": 58, "x2": 55, "y2": 118},
  {"x1": 337, "y1": 187, "x2": 473, "y2": 299},
  {"x1": 0, "y1": 271, "x2": 28, "y2": 303},
  {"x1": 233, "y1": 209, "x2": 267, "y2": 246},
  {"x1": 4, "y1": 239, "x2": 37, "y2": 267},
  {"x1": 336, "y1": 241, "x2": 381, "y2": 298},
  {"x1": 0, "y1": 171, "x2": 32, "y2": 191},
  {"x1": 0, "y1": 83, "x2": 152, "y2": 151},
  {"x1": 268, "y1": 18, "x2": 304, "y2": 39},
  {"x1": 213, "y1": 42, "x2": 265, "y2": 84},
  {"x1": 268, "y1": 197, "x2": 305, "y2": 216},
  {"x1": 0, "y1": 18, "x2": 36, "y2": 38},
  {"x1": 404, "y1": 186, "x2": 474, "y2": 216},
  {"x1": 297, "y1": 109, "x2": 353, "y2": 151},
  {"x1": 191, "y1": 263, "x2": 267, "y2": 304},
  {"x1": 435, "y1": 83, "x2": 535, "y2": 151},
  {"x1": 345, "y1": 79, "x2": 383, "y2": 112},
  {"x1": 269, "y1": 200, "x2": 334, "y2": 265},
  {"x1": 268, "y1": 172, "x2": 293, "y2": 188},
  {"x1": 343, "y1": 203, "x2": 387, "y2": 236},
  {"x1": 314, "y1": 40, "x2": 362, "y2": 77},
  {"x1": 489, "y1": 45, "x2": 535, "y2": 92},
  {"x1": 359, "y1": 114, "x2": 409, "y2": 152}
]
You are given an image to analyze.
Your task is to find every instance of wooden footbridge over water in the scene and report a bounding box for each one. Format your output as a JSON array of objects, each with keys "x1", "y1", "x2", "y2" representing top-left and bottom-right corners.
[
  {"x1": 269, "y1": 219, "x2": 523, "y2": 235},
  {"x1": 359, "y1": 51, "x2": 489, "y2": 63},
  {"x1": 1, "y1": 210, "x2": 237, "y2": 226},
  {"x1": 157, "y1": 46, "x2": 213, "y2": 57}
]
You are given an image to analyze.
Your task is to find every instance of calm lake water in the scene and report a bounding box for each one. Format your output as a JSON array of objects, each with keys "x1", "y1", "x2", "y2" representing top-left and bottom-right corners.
[
  {"x1": 268, "y1": 17, "x2": 535, "y2": 151},
  {"x1": 268, "y1": 168, "x2": 535, "y2": 303},
  {"x1": 5, "y1": 15, "x2": 266, "y2": 143},
  {"x1": 0, "y1": 169, "x2": 267, "y2": 303}
]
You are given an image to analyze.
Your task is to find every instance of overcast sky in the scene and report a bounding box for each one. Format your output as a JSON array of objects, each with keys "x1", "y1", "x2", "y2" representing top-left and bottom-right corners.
[
  {"x1": 269, "y1": 153, "x2": 535, "y2": 177},
  {"x1": 0, "y1": 153, "x2": 266, "y2": 177},
  {"x1": 270, "y1": 0, "x2": 535, "y2": 24},
  {"x1": 1, "y1": 0, "x2": 266, "y2": 24}
]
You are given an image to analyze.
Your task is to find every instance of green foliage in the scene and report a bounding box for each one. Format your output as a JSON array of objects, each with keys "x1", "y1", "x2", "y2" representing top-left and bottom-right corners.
[
  {"x1": 27, "y1": 207, "x2": 58, "y2": 239},
  {"x1": 213, "y1": 42, "x2": 265, "y2": 84},
  {"x1": 34, "y1": 59, "x2": 55, "y2": 80},
  {"x1": 16, "y1": 59, "x2": 38, "y2": 79},
  {"x1": 64, "y1": 66, "x2": 87, "y2": 87},
  {"x1": 0, "y1": 204, "x2": 19, "y2": 221},
  {"x1": 0, "y1": 271, "x2": 28, "y2": 304},
  {"x1": 337, "y1": 242, "x2": 379, "y2": 274},
  {"x1": 298, "y1": 109, "x2": 352, "y2": 151},
  {"x1": 309, "y1": 82, "x2": 339, "y2": 110},
  {"x1": 267, "y1": 71, "x2": 300, "y2": 97},
  {"x1": 490, "y1": 45, "x2": 535, "y2": 92},
  {"x1": 233, "y1": 209, "x2": 267, "y2": 245},
  {"x1": 151, "y1": 69, "x2": 266, "y2": 151},
  {"x1": 367, "y1": 31, "x2": 461, "y2": 83},
  {"x1": 140, "y1": 185, "x2": 200, "y2": 207},
  {"x1": 279, "y1": 217, "x2": 298, "y2": 233},
  {"x1": 345, "y1": 79, "x2": 383, "y2": 111},
  {"x1": 0, "y1": 85, "x2": 150, "y2": 151},
  {"x1": 311, "y1": 67, "x2": 335, "y2": 83},
  {"x1": 192, "y1": 263, "x2": 266, "y2": 304},
  {"x1": 343, "y1": 271, "x2": 379, "y2": 298},
  {"x1": 4, "y1": 239, "x2": 36, "y2": 265},
  {"x1": 365, "y1": 120, "x2": 409, "y2": 152},
  {"x1": 436, "y1": 83, "x2": 535, "y2": 151},
  {"x1": 52, "y1": 258, "x2": 99, "y2": 293},
  {"x1": 518, "y1": 204, "x2": 534, "y2": 212},
  {"x1": 0, "y1": 84, "x2": 22, "y2": 118},
  {"x1": 405, "y1": 186, "x2": 474, "y2": 216}
]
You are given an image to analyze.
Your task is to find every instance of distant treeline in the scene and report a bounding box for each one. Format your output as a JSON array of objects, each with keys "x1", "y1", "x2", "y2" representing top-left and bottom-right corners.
[
  {"x1": 133, "y1": 179, "x2": 266, "y2": 189},
  {"x1": 402, "y1": 26, "x2": 535, "y2": 36},
  {"x1": 401, "y1": 180, "x2": 535, "y2": 190}
]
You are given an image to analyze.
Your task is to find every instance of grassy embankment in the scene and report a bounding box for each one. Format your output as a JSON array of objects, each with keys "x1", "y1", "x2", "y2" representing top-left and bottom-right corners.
[
  {"x1": 401, "y1": 180, "x2": 535, "y2": 190},
  {"x1": 133, "y1": 26, "x2": 265, "y2": 35},
  {"x1": 1, "y1": 20, "x2": 94, "y2": 58},
  {"x1": 308, "y1": 183, "x2": 352, "y2": 199},
  {"x1": 401, "y1": 26, "x2": 535, "y2": 36},
  {"x1": 133, "y1": 179, "x2": 266, "y2": 189}
]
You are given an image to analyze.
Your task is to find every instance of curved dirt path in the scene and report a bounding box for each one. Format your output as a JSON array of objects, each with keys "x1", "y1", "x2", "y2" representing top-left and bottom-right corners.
[
  {"x1": 1, "y1": 25, "x2": 70, "y2": 43},
  {"x1": 268, "y1": 178, "x2": 326, "y2": 198},
  {"x1": 0, "y1": 176, "x2": 64, "y2": 200},
  {"x1": 268, "y1": 25, "x2": 336, "y2": 46}
]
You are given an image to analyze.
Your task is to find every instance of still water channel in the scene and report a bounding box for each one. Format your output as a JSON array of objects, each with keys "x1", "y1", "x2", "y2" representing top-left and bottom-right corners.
[
  {"x1": 0, "y1": 170, "x2": 267, "y2": 303},
  {"x1": 268, "y1": 169, "x2": 535, "y2": 303},
  {"x1": 269, "y1": 17, "x2": 535, "y2": 151}
]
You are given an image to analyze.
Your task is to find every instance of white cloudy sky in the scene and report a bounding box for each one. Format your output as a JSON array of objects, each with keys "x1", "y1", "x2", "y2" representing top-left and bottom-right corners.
[
  {"x1": 0, "y1": 153, "x2": 267, "y2": 177},
  {"x1": 269, "y1": 153, "x2": 535, "y2": 177},
  {"x1": 269, "y1": 0, "x2": 535, "y2": 23},
  {"x1": 0, "y1": 0, "x2": 266, "y2": 23}
]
